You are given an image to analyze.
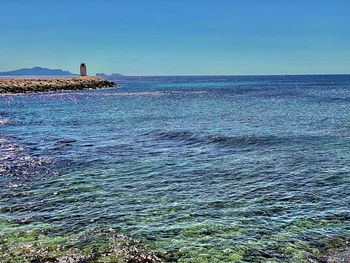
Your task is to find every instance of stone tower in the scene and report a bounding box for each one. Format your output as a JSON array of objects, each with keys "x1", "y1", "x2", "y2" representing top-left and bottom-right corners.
[{"x1": 80, "y1": 63, "x2": 87, "y2": 76}]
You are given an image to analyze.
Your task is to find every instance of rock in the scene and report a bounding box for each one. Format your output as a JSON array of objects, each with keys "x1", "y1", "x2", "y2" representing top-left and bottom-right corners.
[
  {"x1": 312, "y1": 246, "x2": 350, "y2": 263},
  {"x1": 0, "y1": 76, "x2": 117, "y2": 94}
]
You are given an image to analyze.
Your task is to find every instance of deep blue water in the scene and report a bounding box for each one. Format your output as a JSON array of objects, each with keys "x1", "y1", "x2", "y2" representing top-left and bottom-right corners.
[{"x1": 1, "y1": 75, "x2": 350, "y2": 262}]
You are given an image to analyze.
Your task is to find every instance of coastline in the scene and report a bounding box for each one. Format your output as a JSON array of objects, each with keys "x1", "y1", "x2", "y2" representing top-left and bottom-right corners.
[{"x1": 0, "y1": 76, "x2": 116, "y2": 94}]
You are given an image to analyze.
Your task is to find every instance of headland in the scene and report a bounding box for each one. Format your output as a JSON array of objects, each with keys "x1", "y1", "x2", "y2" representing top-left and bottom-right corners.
[{"x1": 0, "y1": 76, "x2": 116, "y2": 94}]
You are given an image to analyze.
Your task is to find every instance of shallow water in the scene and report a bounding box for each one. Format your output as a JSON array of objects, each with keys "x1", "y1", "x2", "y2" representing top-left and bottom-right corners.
[{"x1": 1, "y1": 75, "x2": 350, "y2": 262}]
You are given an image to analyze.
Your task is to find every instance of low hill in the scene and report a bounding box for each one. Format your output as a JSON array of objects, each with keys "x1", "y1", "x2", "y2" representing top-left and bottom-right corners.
[
  {"x1": 96, "y1": 73, "x2": 123, "y2": 77},
  {"x1": 0, "y1": 67, "x2": 76, "y2": 76}
]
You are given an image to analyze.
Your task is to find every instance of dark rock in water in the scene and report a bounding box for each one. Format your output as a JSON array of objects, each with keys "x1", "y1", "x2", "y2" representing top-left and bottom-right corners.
[
  {"x1": 311, "y1": 246, "x2": 350, "y2": 263},
  {"x1": 57, "y1": 139, "x2": 77, "y2": 144}
]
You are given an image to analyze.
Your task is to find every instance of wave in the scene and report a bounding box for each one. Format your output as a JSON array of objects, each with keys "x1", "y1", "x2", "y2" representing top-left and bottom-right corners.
[
  {"x1": 208, "y1": 135, "x2": 286, "y2": 146},
  {"x1": 144, "y1": 130, "x2": 204, "y2": 147},
  {"x1": 145, "y1": 130, "x2": 337, "y2": 149}
]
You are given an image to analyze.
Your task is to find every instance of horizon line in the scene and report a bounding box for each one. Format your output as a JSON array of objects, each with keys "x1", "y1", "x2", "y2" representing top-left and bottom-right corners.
[
  {"x1": 1, "y1": 73, "x2": 350, "y2": 78},
  {"x1": 108, "y1": 73, "x2": 350, "y2": 77}
]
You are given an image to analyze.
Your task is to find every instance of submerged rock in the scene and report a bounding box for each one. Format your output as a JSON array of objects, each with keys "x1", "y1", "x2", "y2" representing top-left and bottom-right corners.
[
  {"x1": 0, "y1": 76, "x2": 116, "y2": 94},
  {"x1": 0, "y1": 228, "x2": 164, "y2": 263},
  {"x1": 311, "y1": 246, "x2": 350, "y2": 263}
]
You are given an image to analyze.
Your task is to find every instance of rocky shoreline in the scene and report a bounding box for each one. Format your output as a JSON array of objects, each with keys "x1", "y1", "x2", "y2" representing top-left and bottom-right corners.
[{"x1": 0, "y1": 76, "x2": 116, "y2": 94}]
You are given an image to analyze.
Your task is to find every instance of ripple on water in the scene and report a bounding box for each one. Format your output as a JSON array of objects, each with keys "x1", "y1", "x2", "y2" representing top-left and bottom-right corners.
[
  {"x1": 0, "y1": 137, "x2": 53, "y2": 177},
  {"x1": 1, "y1": 75, "x2": 350, "y2": 262}
]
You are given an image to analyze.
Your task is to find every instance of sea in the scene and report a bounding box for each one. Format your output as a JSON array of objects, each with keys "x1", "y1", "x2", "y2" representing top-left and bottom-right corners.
[{"x1": 0, "y1": 75, "x2": 350, "y2": 262}]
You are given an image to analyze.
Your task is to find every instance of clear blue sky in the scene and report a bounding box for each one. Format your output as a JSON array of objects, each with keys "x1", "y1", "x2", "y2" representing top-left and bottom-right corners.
[{"x1": 0, "y1": 0, "x2": 349, "y2": 75}]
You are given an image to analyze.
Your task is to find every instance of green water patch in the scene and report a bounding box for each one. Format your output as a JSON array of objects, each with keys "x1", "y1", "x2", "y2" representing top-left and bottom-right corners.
[
  {"x1": 141, "y1": 215, "x2": 350, "y2": 262},
  {"x1": 2, "y1": 211, "x2": 349, "y2": 263}
]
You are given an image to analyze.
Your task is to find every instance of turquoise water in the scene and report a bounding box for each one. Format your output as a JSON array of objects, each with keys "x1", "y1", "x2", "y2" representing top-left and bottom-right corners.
[{"x1": 1, "y1": 75, "x2": 350, "y2": 262}]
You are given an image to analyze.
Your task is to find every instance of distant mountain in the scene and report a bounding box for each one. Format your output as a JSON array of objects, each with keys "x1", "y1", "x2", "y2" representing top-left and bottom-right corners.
[
  {"x1": 96, "y1": 73, "x2": 108, "y2": 77},
  {"x1": 96, "y1": 73, "x2": 123, "y2": 77},
  {"x1": 0, "y1": 67, "x2": 76, "y2": 76}
]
